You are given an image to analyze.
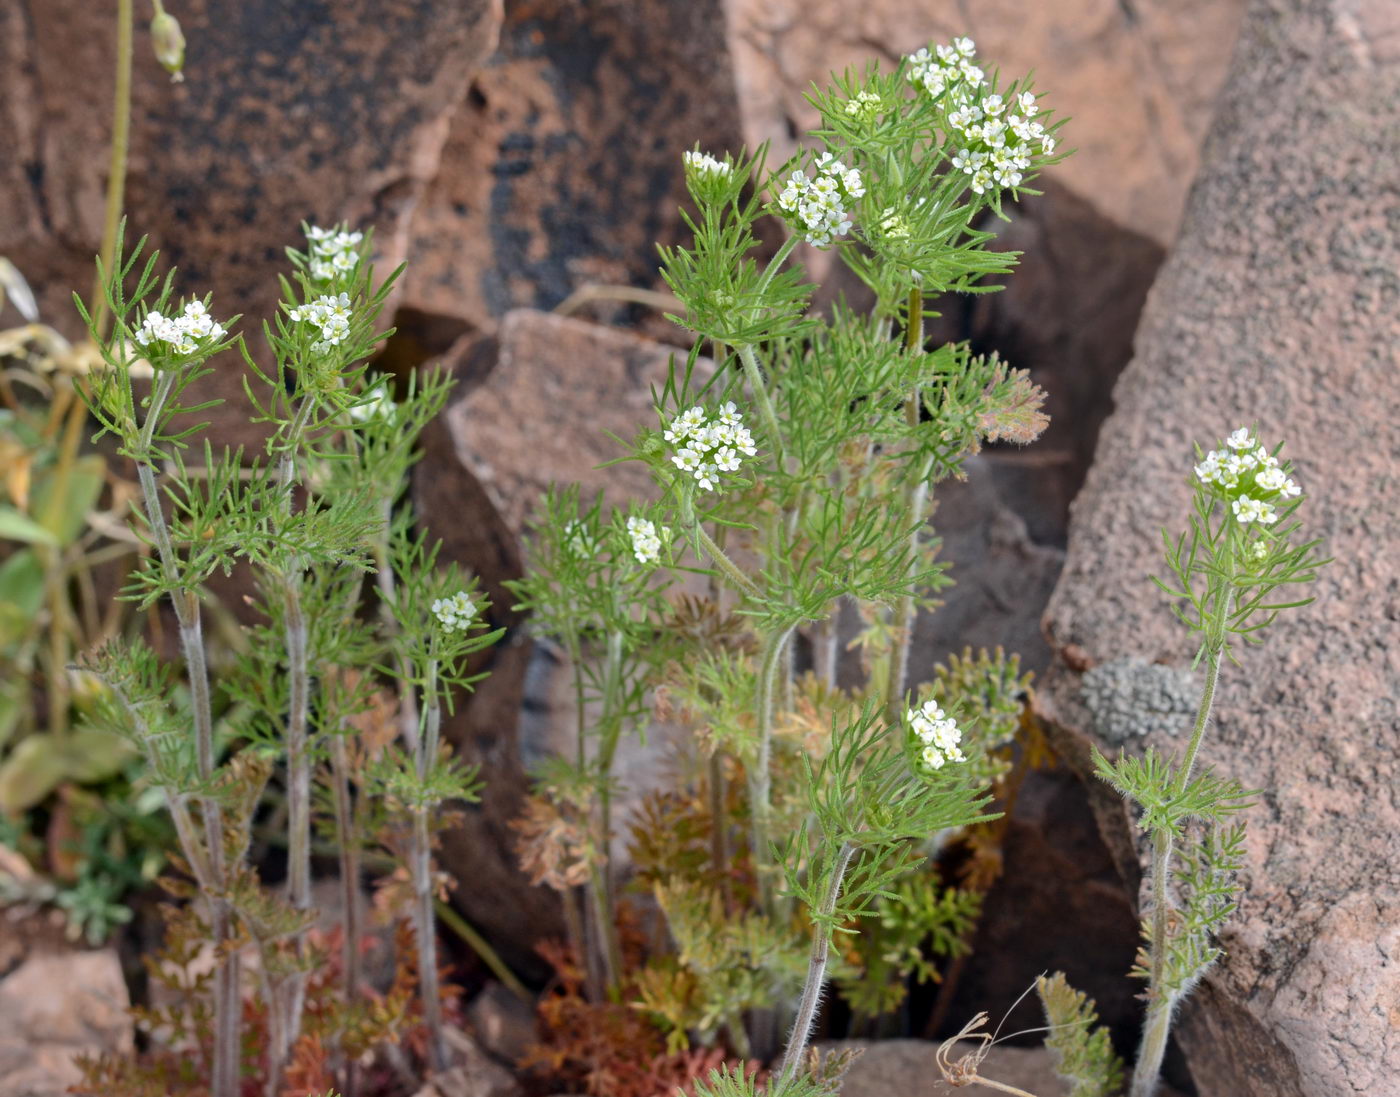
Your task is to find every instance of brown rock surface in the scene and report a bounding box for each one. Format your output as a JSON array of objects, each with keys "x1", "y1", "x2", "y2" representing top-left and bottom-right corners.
[
  {"x1": 1038, "y1": 1, "x2": 1400, "y2": 1094},
  {"x1": 725, "y1": 0, "x2": 1246, "y2": 244},
  {"x1": 431, "y1": 309, "x2": 694, "y2": 538},
  {"x1": 1, "y1": 0, "x2": 501, "y2": 446},
  {"x1": 0, "y1": 944, "x2": 133, "y2": 1097},
  {"x1": 403, "y1": 0, "x2": 747, "y2": 336}
]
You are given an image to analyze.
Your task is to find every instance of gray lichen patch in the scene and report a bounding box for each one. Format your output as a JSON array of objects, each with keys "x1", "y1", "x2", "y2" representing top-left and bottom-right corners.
[{"x1": 1079, "y1": 656, "x2": 1198, "y2": 745}]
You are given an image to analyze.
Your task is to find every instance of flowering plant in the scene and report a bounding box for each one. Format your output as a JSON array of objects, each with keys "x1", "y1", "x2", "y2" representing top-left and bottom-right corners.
[
  {"x1": 510, "y1": 35, "x2": 1065, "y2": 1097},
  {"x1": 74, "y1": 223, "x2": 502, "y2": 1095}
]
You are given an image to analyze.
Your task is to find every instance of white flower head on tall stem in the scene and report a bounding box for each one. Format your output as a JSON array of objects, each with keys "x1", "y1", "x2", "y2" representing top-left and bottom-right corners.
[
  {"x1": 907, "y1": 698, "x2": 965, "y2": 770},
  {"x1": 665, "y1": 402, "x2": 757, "y2": 493},
  {"x1": 626, "y1": 515, "x2": 665, "y2": 566},
  {"x1": 432, "y1": 591, "x2": 477, "y2": 632},
  {"x1": 134, "y1": 298, "x2": 228, "y2": 359}
]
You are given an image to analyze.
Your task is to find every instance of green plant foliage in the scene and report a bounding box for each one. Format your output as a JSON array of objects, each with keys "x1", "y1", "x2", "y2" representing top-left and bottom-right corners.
[{"x1": 1037, "y1": 972, "x2": 1125, "y2": 1097}]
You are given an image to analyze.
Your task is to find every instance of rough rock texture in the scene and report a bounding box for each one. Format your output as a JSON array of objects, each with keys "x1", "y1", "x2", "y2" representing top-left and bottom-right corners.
[
  {"x1": 1038, "y1": 2, "x2": 1400, "y2": 1094},
  {"x1": 725, "y1": 0, "x2": 1247, "y2": 244},
  {"x1": 403, "y1": 0, "x2": 747, "y2": 336},
  {"x1": 414, "y1": 311, "x2": 702, "y2": 969},
  {"x1": 0, "y1": 944, "x2": 133, "y2": 1097},
  {"x1": 1, "y1": 0, "x2": 502, "y2": 446},
  {"x1": 910, "y1": 456, "x2": 1066, "y2": 675},
  {"x1": 932, "y1": 181, "x2": 1166, "y2": 548},
  {"x1": 435, "y1": 310, "x2": 690, "y2": 539}
]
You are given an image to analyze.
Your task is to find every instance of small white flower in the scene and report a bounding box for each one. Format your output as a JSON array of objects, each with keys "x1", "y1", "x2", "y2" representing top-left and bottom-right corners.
[
  {"x1": 713, "y1": 446, "x2": 741, "y2": 473},
  {"x1": 1226, "y1": 428, "x2": 1256, "y2": 451},
  {"x1": 432, "y1": 590, "x2": 477, "y2": 632},
  {"x1": 290, "y1": 293, "x2": 355, "y2": 353},
  {"x1": 908, "y1": 699, "x2": 965, "y2": 770},
  {"x1": 626, "y1": 515, "x2": 665, "y2": 566},
  {"x1": 953, "y1": 35, "x2": 976, "y2": 57},
  {"x1": 1231, "y1": 496, "x2": 1268, "y2": 524},
  {"x1": 304, "y1": 225, "x2": 364, "y2": 283},
  {"x1": 1018, "y1": 91, "x2": 1038, "y2": 116},
  {"x1": 134, "y1": 300, "x2": 228, "y2": 357},
  {"x1": 684, "y1": 149, "x2": 732, "y2": 180}
]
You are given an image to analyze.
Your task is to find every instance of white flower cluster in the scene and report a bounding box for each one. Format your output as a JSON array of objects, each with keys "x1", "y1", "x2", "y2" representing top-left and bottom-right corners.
[
  {"x1": 134, "y1": 300, "x2": 226, "y2": 357},
  {"x1": 664, "y1": 401, "x2": 758, "y2": 493},
  {"x1": 908, "y1": 699, "x2": 965, "y2": 771},
  {"x1": 1194, "y1": 428, "x2": 1300, "y2": 526},
  {"x1": 683, "y1": 149, "x2": 732, "y2": 180},
  {"x1": 907, "y1": 37, "x2": 983, "y2": 98},
  {"x1": 288, "y1": 292, "x2": 353, "y2": 355},
  {"x1": 305, "y1": 225, "x2": 363, "y2": 282},
  {"x1": 626, "y1": 516, "x2": 665, "y2": 566},
  {"x1": 907, "y1": 38, "x2": 1054, "y2": 195},
  {"x1": 775, "y1": 152, "x2": 866, "y2": 247},
  {"x1": 432, "y1": 590, "x2": 477, "y2": 632}
]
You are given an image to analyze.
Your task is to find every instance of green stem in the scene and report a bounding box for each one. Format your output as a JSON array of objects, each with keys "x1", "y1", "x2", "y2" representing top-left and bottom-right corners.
[
  {"x1": 736, "y1": 343, "x2": 784, "y2": 462},
  {"x1": 694, "y1": 525, "x2": 760, "y2": 601},
  {"x1": 754, "y1": 235, "x2": 800, "y2": 301},
  {"x1": 1130, "y1": 597, "x2": 1228, "y2": 1097},
  {"x1": 434, "y1": 900, "x2": 532, "y2": 1002},
  {"x1": 777, "y1": 840, "x2": 856, "y2": 1087}
]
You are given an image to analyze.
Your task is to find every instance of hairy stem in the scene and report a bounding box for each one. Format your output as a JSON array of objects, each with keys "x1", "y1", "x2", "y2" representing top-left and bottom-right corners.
[
  {"x1": 1130, "y1": 604, "x2": 1227, "y2": 1097},
  {"x1": 134, "y1": 371, "x2": 239, "y2": 1097},
  {"x1": 591, "y1": 628, "x2": 626, "y2": 993},
  {"x1": 415, "y1": 659, "x2": 448, "y2": 1072},
  {"x1": 329, "y1": 732, "x2": 362, "y2": 1097},
  {"x1": 751, "y1": 624, "x2": 796, "y2": 915},
  {"x1": 777, "y1": 841, "x2": 856, "y2": 1087},
  {"x1": 884, "y1": 286, "x2": 930, "y2": 727},
  {"x1": 694, "y1": 525, "x2": 760, "y2": 601},
  {"x1": 736, "y1": 343, "x2": 784, "y2": 463}
]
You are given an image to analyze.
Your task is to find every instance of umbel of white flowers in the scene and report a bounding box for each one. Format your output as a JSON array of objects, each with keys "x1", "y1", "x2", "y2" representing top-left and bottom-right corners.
[
  {"x1": 908, "y1": 699, "x2": 965, "y2": 771},
  {"x1": 626, "y1": 516, "x2": 665, "y2": 566},
  {"x1": 135, "y1": 300, "x2": 226, "y2": 356},
  {"x1": 432, "y1": 591, "x2": 477, "y2": 633},
  {"x1": 288, "y1": 293, "x2": 353, "y2": 356},
  {"x1": 664, "y1": 401, "x2": 758, "y2": 493},
  {"x1": 1194, "y1": 427, "x2": 1301, "y2": 526},
  {"x1": 776, "y1": 152, "x2": 866, "y2": 247},
  {"x1": 907, "y1": 37, "x2": 1055, "y2": 194},
  {"x1": 304, "y1": 226, "x2": 364, "y2": 282}
]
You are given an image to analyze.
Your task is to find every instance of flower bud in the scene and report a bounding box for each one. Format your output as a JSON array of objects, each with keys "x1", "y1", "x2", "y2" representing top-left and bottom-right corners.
[{"x1": 150, "y1": 10, "x2": 186, "y2": 82}]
